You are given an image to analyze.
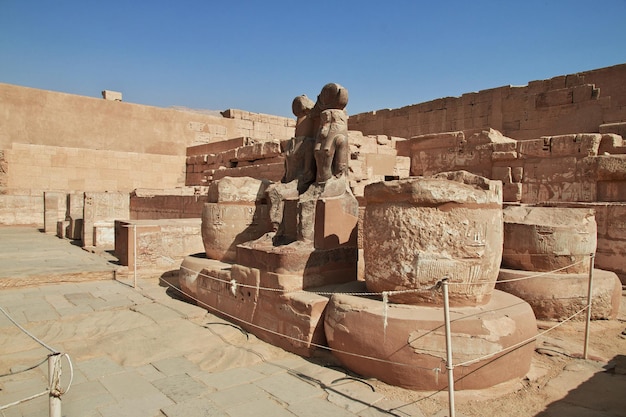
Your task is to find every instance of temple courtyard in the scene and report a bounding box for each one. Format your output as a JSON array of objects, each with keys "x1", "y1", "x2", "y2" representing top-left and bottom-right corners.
[{"x1": 0, "y1": 227, "x2": 624, "y2": 417}]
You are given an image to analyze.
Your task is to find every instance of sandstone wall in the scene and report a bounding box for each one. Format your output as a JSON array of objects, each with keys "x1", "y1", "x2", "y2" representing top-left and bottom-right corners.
[
  {"x1": 0, "y1": 83, "x2": 295, "y2": 155},
  {"x1": 396, "y1": 128, "x2": 626, "y2": 282},
  {"x1": 349, "y1": 64, "x2": 626, "y2": 141},
  {"x1": 0, "y1": 83, "x2": 295, "y2": 226}
]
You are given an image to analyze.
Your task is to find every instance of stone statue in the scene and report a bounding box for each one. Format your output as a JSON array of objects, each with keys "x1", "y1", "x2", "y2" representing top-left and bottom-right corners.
[{"x1": 267, "y1": 82, "x2": 357, "y2": 244}]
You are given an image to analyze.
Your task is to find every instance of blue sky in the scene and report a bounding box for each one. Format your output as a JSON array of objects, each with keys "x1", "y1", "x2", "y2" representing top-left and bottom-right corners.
[{"x1": 1, "y1": 0, "x2": 625, "y2": 118}]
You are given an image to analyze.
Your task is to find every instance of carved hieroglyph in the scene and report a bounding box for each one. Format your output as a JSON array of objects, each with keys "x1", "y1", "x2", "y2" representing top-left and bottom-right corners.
[
  {"x1": 502, "y1": 206, "x2": 597, "y2": 273},
  {"x1": 201, "y1": 176, "x2": 272, "y2": 262},
  {"x1": 363, "y1": 171, "x2": 503, "y2": 305}
]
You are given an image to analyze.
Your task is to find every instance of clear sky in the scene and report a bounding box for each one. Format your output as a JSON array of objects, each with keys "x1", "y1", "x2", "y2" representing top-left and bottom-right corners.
[{"x1": 1, "y1": 0, "x2": 625, "y2": 118}]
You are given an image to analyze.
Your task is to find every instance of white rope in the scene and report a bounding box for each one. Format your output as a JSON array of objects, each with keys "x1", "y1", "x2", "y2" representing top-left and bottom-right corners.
[
  {"x1": 174, "y1": 256, "x2": 439, "y2": 297},
  {"x1": 0, "y1": 306, "x2": 57, "y2": 353},
  {"x1": 0, "y1": 390, "x2": 49, "y2": 411},
  {"x1": 154, "y1": 275, "x2": 441, "y2": 372},
  {"x1": 455, "y1": 303, "x2": 590, "y2": 368},
  {"x1": 170, "y1": 255, "x2": 590, "y2": 295},
  {"x1": 160, "y1": 253, "x2": 595, "y2": 373},
  {"x1": 494, "y1": 258, "x2": 588, "y2": 284}
]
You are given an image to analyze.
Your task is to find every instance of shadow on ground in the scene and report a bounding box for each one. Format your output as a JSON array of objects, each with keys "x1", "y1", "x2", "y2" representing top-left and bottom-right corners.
[{"x1": 535, "y1": 354, "x2": 626, "y2": 417}]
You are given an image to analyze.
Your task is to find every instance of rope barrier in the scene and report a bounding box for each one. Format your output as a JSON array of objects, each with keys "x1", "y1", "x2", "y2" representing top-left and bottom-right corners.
[
  {"x1": 170, "y1": 255, "x2": 590, "y2": 295},
  {"x1": 0, "y1": 306, "x2": 58, "y2": 353},
  {"x1": 157, "y1": 253, "x2": 598, "y2": 375},
  {"x1": 454, "y1": 303, "x2": 590, "y2": 368},
  {"x1": 155, "y1": 275, "x2": 442, "y2": 373},
  {"x1": 0, "y1": 305, "x2": 74, "y2": 413},
  {"x1": 0, "y1": 389, "x2": 50, "y2": 411}
]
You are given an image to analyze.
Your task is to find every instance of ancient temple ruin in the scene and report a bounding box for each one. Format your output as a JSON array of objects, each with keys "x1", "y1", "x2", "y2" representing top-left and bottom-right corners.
[{"x1": 1, "y1": 64, "x2": 625, "y2": 391}]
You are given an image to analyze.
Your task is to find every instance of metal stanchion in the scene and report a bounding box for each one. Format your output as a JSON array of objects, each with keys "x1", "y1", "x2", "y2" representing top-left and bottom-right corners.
[
  {"x1": 133, "y1": 224, "x2": 137, "y2": 288},
  {"x1": 48, "y1": 353, "x2": 61, "y2": 417},
  {"x1": 442, "y1": 278, "x2": 456, "y2": 417},
  {"x1": 583, "y1": 253, "x2": 595, "y2": 360}
]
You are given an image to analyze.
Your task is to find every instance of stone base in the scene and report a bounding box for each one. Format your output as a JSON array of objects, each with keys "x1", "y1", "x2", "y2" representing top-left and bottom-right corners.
[
  {"x1": 236, "y1": 234, "x2": 358, "y2": 288},
  {"x1": 324, "y1": 284, "x2": 537, "y2": 391},
  {"x1": 497, "y1": 267, "x2": 622, "y2": 320},
  {"x1": 180, "y1": 254, "x2": 342, "y2": 357}
]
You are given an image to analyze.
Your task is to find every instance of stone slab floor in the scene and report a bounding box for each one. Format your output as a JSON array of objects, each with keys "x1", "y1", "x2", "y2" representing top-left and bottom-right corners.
[{"x1": 0, "y1": 227, "x2": 624, "y2": 417}]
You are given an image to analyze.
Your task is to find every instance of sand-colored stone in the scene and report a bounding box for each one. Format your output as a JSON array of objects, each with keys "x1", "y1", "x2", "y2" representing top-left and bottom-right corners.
[
  {"x1": 201, "y1": 177, "x2": 272, "y2": 262},
  {"x1": 497, "y1": 268, "x2": 621, "y2": 320},
  {"x1": 324, "y1": 285, "x2": 537, "y2": 391},
  {"x1": 502, "y1": 206, "x2": 597, "y2": 273},
  {"x1": 363, "y1": 171, "x2": 503, "y2": 306}
]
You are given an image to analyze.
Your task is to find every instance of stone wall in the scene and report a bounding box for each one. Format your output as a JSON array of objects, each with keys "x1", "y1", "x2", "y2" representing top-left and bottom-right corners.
[
  {"x1": 0, "y1": 83, "x2": 295, "y2": 155},
  {"x1": 396, "y1": 128, "x2": 626, "y2": 282},
  {"x1": 0, "y1": 83, "x2": 295, "y2": 226},
  {"x1": 397, "y1": 129, "x2": 626, "y2": 204},
  {"x1": 184, "y1": 131, "x2": 410, "y2": 198},
  {"x1": 4, "y1": 143, "x2": 186, "y2": 192},
  {"x1": 348, "y1": 64, "x2": 626, "y2": 141}
]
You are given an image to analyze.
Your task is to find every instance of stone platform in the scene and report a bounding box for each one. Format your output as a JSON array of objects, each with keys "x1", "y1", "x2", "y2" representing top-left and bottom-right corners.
[
  {"x1": 497, "y1": 267, "x2": 622, "y2": 320},
  {"x1": 324, "y1": 283, "x2": 537, "y2": 391},
  {"x1": 179, "y1": 253, "x2": 346, "y2": 357}
]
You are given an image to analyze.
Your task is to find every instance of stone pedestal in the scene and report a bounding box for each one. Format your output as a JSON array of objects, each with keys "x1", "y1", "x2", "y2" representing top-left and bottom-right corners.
[
  {"x1": 201, "y1": 177, "x2": 273, "y2": 262},
  {"x1": 497, "y1": 206, "x2": 620, "y2": 320},
  {"x1": 497, "y1": 268, "x2": 622, "y2": 320},
  {"x1": 363, "y1": 171, "x2": 503, "y2": 305},
  {"x1": 180, "y1": 255, "x2": 331, "y2": 357},
  {"x1": 324, "y1": 283, "x2": 537, "y2": 391},
  {"x1": 502, "y1": 206, "x2": 597, "y2": 273}
]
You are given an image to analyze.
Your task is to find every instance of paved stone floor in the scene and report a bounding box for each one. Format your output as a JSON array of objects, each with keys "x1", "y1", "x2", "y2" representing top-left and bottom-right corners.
[
  {"x1": 0, "y1": 228, "x2": 429, "y2": 417},
  {"x1": 0, "y1": 227, "x2": 624, "y2": 417}
]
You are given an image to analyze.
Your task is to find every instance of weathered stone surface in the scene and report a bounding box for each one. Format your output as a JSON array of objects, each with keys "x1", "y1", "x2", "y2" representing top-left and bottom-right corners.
[
  {"x1": 236, "y1": 237, "x2": 357, "y2": 286},
  {"x1": 497, "y1": 268, "x2": 621, "y2": 320},
  {"x1": 363, "y1": 171, "x2": 503, "y2": 306},
  {"x1": 502, "y1": 206, "x2": 597, "y2": 273},
  {"x1": 179, "y1": 255, "x2": 329, "y2": 357},
  {"x1": 201, "y1": 203, "x2": 272, "y2": 262},
  {"x1": 207, "y1": 176, "x2": 270, "y2": 203},
  {"x1": 324, "y1": 285, "x2": 536, "y2": 390}
]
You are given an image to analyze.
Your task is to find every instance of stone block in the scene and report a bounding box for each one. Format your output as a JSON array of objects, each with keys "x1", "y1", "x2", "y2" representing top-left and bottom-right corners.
[
  {"x1": 365, "y1": 153, "x2": 397, "y2": 176},
  {"x1": 313, "y1": 198, "x2": 358, "y2": 250},
  {"x1": 595, "y1": 155, "x2": 626, "y2": 180},
  {"x1": 93, "y1": 221, "x2": 115, "y2": 248},
  {"x1": 101, "y1": 90, "x2": 122, "y2": 101},
  {"x1": 394, "y1": 156, "x2": 410, "y2": 177},
  {"x1": 492, "y1": 166, "x2": 512, "y2": 183},
  {"x1": 502, "y1": 183, "x2": 522, "y2": 202},
  {"x1": 44, "y1": 192, "x2": 65, "y2": 234},
  {"x1": 599, "y1": 123, "x2": 626, "y2": 138},
  {"x1": 207, "y1": 176, "x2": 270, "y2": 203},
  {"x1": 186, "y1": 137, "x2": 254, "y2": 156},
  {"x1": 598, "y1": 180, "x2": 626, "y2": 201},
  {"x1": 518, "y1": 138, "x2": 551, "y2": 158},
  {"x1": 497, "y1": 268, "x2": 621, "y2": 320},
  {"x1": 491, "y1": 150, "x2": 518, "y2": 161},
  {"x1": 325, "y1": 287, "x2": 536, "y2": 390},
  {"x1": 407, "y1": 131, "x2": 464, "y2": 151},
  {"x1": 502, "y1": 206, "x2": 597, "y2": 273},
  {"x1": 363, "y1": 172, "x2": 503, "y2": 306},
  {"x1": 201, "y1": 202, "x2": 272, "y2": 262},
  {"x1": 550, "y1": 134, "x2": 602, "y2": 157}
]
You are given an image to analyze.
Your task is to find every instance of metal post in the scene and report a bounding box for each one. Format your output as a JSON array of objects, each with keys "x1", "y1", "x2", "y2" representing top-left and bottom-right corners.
[
  {"x1": 442, "y1": 278, "x2": 456, "y2": 417},
  {"x1": 583, "y1": 253, "x2": 595, "y2": 360},
  {"x1": 133, "y1": 224, "x2": 137, "y2": 289},
  {"x1": 48, "y1": 353, "x2": 61, "y2": 417}
]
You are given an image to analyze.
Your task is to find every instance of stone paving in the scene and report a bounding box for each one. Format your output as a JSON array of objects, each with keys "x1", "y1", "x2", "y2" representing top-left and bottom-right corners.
[
  {"x1": 0, "y1": 276, "x2": 434, "y2": 417},
  {"x1": 1, "y1": 227, "x2": 625, "y2": 417},
  {"x1": 0, "y1": 228, "x2": 429, "y2": 417}
]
